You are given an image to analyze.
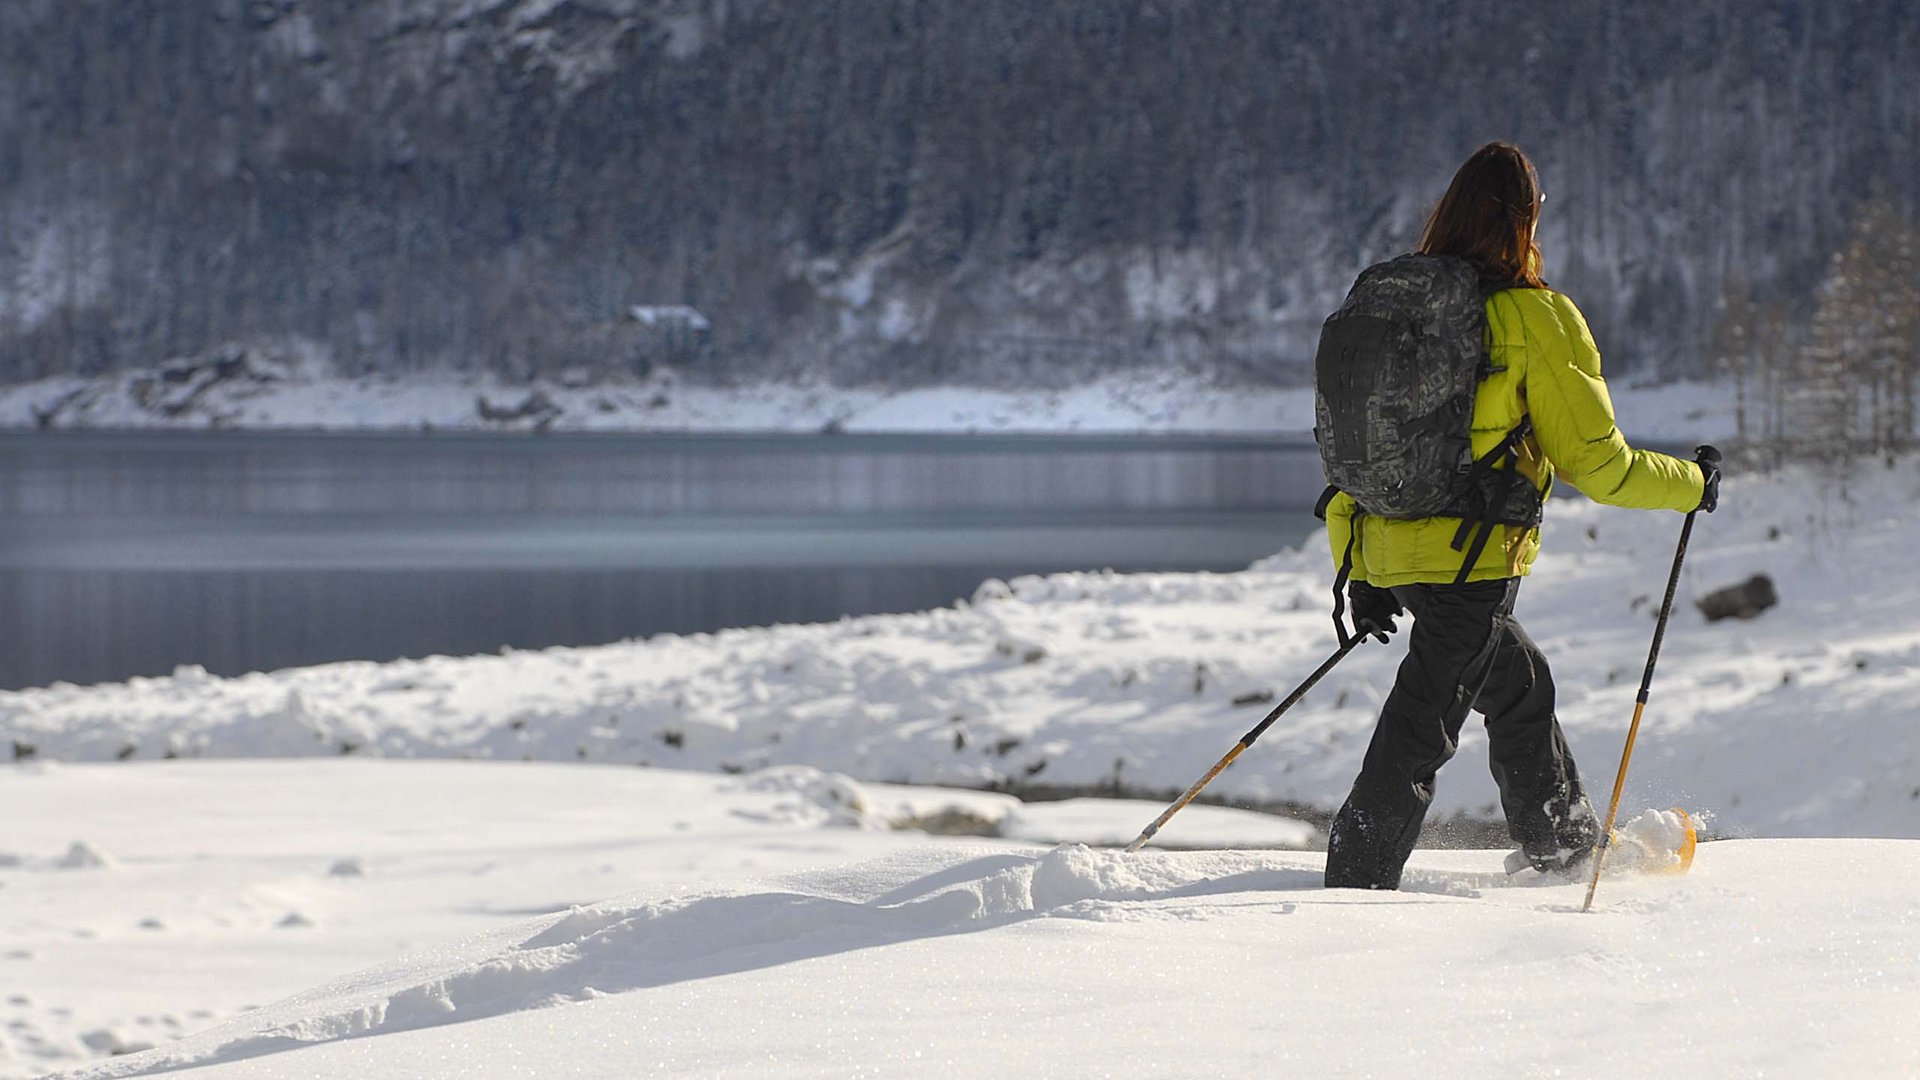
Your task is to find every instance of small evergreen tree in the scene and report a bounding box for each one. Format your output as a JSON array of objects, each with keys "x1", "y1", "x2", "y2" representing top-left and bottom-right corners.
[
  {"x1": 1711, "y1": 270, "x2": 1758, "y2": 443},
  {"x1": 1784, "y1": 197, "x2": 1920, "y2": 467},
  {"x1": 1794, "y1": 246, "x2": 1861, "y2": 468}
]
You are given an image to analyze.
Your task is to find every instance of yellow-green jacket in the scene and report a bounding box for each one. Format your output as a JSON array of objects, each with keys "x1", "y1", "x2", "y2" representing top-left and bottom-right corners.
[{"x1": 1325, "y1": 288, "x2": 1704, "y2": 588}]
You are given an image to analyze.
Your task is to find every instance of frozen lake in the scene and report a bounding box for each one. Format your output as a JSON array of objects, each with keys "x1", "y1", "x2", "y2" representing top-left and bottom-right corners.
[{"x1": 0, "y1": 432, "x2": 1324, "y2": 689}]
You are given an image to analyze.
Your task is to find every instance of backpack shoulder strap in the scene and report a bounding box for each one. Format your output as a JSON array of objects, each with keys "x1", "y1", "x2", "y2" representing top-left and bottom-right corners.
[
  {"x1": 1448, "y1": 417, "x2": 1534, "y2": 584},
  {"x1": 1313, "y1": 484, "x2": 1340, "y2": 521},
  {"x1": 1330, "y1": 521, "x2": 1360, "y2": 647}
]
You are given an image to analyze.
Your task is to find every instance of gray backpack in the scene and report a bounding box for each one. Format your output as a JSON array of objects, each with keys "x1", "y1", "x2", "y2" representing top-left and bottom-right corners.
[{"x1": 1312, "y1": 254, "x2": 1542, "y2": 619}]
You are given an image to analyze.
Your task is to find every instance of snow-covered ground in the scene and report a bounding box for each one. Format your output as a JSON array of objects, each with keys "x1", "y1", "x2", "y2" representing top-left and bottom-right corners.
[
  {"x1": 0, "y1": 354, "x2": 1737, "y2": 438},
  {"x1": 4, "y1": 761, "x2": 1916, "y2": 1079},
  {"x1": 0, "y1": 759, "x2": 1311, "y2": 1077}
]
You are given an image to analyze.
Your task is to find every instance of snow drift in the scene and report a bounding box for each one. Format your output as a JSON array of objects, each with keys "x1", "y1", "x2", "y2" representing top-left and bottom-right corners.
[{"x1": 62, "y1": 837, "x2": 1920, "y2": 1079}]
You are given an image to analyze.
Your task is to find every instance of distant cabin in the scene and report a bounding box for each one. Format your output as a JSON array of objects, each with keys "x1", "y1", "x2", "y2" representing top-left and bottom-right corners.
[{"x1": 628, "y1": 305, "x2": 712, "y2": 372}]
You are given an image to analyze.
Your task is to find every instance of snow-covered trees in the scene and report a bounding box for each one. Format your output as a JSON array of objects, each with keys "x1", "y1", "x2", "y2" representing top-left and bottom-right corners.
[
  {"x1": 1798, "y1": 199, "x2": 1919, "y2": 459},
  {"x1": 1717, "y1": 197, "x2": 1920, "y2": 463}
]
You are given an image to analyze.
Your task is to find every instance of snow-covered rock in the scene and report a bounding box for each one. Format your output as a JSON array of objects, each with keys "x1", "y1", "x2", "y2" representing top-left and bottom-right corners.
[
  {"x1": 56, "y1": 841, "x2": 116, "y2": 871},
  {"x1": 723, "y1": 766, "x2": 877, "y2": 829}
]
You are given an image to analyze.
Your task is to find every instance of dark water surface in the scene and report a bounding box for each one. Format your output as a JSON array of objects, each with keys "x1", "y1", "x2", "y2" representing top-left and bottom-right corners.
[{"x1": 0, "y1": 431, "x2": 1326, "y2": 689}]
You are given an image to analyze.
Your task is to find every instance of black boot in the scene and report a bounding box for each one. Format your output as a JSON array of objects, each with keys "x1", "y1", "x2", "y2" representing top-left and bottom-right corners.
[{"x1": 1325, "y1": 776, "x2": 1432, "y2": 890}]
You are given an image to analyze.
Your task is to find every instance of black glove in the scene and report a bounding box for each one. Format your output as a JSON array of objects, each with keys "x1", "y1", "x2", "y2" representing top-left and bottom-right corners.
[
  {"x1": 1695, "y1": 445, "x2": 1721, "y2": 513},
  {"x1": 1348, "y1": 580, "x2": 1403, "y2": 642}
]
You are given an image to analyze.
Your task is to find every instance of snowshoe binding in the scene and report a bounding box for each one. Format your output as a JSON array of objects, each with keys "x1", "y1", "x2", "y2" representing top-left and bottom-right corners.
[{"x1": 1504, "y1": 807, "x2": 1697, "y2": 878}]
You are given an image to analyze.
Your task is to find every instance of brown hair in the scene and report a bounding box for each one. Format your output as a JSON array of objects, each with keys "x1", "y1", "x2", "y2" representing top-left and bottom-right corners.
[{"x1": 1418, "y1": 142, "x2": 1547, "y2": 289}]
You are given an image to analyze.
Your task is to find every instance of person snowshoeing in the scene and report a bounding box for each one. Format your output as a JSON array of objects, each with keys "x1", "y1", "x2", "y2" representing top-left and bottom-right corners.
[{"x1": 1316, "y1": 142, "x2": 1720, "y2": 890}]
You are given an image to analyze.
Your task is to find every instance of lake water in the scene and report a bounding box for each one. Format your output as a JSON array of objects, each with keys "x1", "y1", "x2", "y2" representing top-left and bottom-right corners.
[{"x1": 0, "y1": 432, "x2": 1326, "y2": 689}]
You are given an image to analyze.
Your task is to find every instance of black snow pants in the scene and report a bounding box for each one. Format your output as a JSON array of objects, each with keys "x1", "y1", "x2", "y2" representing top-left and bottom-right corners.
[{"x1": 1324, "y1": 578, "x2": 1597, "y2": 890}]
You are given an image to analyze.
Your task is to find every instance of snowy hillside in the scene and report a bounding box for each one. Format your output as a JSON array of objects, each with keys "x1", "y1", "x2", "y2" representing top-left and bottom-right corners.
[
  {"x1": 4, "y1": 456, "x2": 1911, "y2": 839},
  {"x1": 7, "y1": 4, "x2": 1918, "y2": 390}
]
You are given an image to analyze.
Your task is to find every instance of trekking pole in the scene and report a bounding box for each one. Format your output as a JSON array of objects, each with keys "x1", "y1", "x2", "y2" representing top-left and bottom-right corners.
[
  {"x1": 1581, "y1": 445, "x2": 1719, "y2": 912},
  {"x1": 1125, "y1": 629, "x2": 1373, "y2": 854}
]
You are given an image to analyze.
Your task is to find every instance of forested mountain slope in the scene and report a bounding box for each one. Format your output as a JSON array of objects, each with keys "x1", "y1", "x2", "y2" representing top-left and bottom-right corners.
[{"x1": 2, "y1": 0, "x2": 1914, "y2": 387}]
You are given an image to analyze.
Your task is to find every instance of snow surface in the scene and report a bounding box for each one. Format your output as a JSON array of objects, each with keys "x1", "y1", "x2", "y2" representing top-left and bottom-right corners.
[
  {"x1": 4, "y1": 761, "x2": 1915, "y2": 1079},
  {"x1": 0, "y1": 363, "x2": 1738, "y2": 439},
  {"x1": 0, "y1": 760, "x2": 1308, "y2": 1077},
  {"x1": 7, "y1": 457, "x2": 1915, "y2": 841}
]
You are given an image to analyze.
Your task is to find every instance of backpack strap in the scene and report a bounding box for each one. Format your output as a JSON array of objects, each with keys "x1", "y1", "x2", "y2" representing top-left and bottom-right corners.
[
  {"x1": 1317, "y1": 484, "x2": 1362, "y2": 645},
  {"x1": 1313, "y1": 484, "x2": 1340, "y2": 521},
  {"x1": 1448, "y1": 418, "x2": 1534, "y2": 585},
  {"x1": 1318, "y1": 484, "x2": 1367, "y2": 644},
  {"x1": 1330, "y1": 521, "x2": 1360, "y2": 647}
]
